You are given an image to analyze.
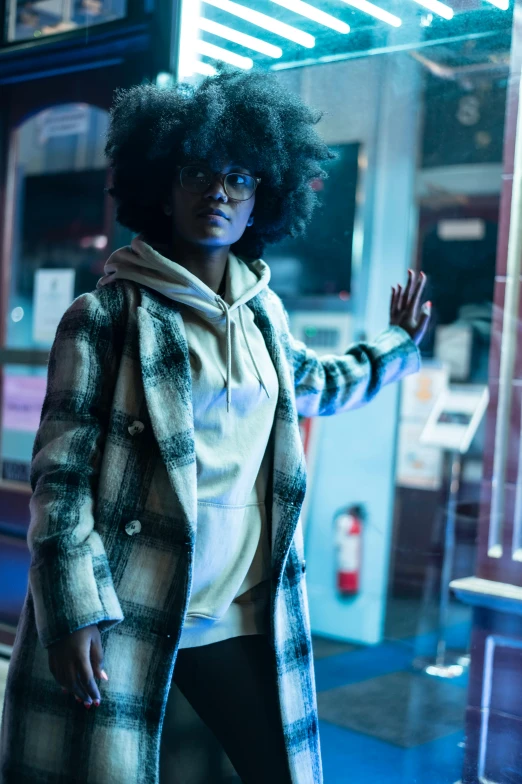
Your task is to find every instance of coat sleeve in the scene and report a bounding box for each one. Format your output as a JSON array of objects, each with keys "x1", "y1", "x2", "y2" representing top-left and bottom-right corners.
[
  {"x1": 28, "y1": 290, "x2": 124, "y2": 648},
  {"x1": 288, "y1": 325, "x2": 421, "y2": 418}
]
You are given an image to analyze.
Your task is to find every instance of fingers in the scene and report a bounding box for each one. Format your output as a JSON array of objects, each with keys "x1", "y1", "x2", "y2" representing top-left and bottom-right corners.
[
  {"x1": 50, "y1": 631, "x2": 105, "y2": 709},
  {"x1": 74, "y1": 676, "x2": 92, "y2": 706},
  {"x1": 62, "y1": 660, "x2": 88, "y2": 705},
  {"x1": 390, "y1": 286, "x2": 399, "y2": 319},
  {"x1": 90, "y1": 629, "x2": 107, "y2": 684},
  {"x1": 49, "y1": 657, "x2": 73, "y2": 697},
  {"x1": 410, "y1": 271, "x2": 427, "y2": 320},
  {"x1": 77, "y1": 653, "x2": 101, "y2": 706},
  {"x1": 396, "y1": 284, "x2": 404, "y2": 312},
  {"x1": 414, "y1": 305, "x2": 431, "y2": 346},
  {"x1": 402, "y1": 269, "x2": 414, "y2": 308}
]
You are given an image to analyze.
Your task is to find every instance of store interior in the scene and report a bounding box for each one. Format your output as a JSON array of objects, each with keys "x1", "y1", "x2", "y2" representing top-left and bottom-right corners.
[{"x1": 1, "y1": 0, "x2": 521, "y2": 781}]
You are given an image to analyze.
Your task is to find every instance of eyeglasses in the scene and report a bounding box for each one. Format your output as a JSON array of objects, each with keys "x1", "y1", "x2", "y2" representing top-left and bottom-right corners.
[{"x1": 178, "y1": 165, "x2": 261, "y2": 202}]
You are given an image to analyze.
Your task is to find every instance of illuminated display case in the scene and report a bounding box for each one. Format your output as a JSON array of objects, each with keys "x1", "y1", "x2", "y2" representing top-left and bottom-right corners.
[{"x1": 177, "y1": 0, "x2": 511, "y2": 79}]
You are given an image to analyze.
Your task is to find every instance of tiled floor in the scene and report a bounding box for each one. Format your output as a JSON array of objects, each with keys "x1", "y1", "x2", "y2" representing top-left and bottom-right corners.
[
  {"x1": 0, "y1": 599, "x2": 470, "y2": 783},
  {"x1": 313, "y1": 596, "x2": 471, "y2": 783},
  {"x1": 317, "y1": 670, "x2": 466, "y2": 747}
]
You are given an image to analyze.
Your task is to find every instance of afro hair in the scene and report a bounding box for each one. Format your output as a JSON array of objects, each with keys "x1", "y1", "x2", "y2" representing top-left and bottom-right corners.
[{"x1": 105, "y1": 67, "x2": 336, "y2": 258}]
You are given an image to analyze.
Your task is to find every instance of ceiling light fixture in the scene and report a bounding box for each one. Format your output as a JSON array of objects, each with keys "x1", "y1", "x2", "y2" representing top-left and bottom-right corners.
[
  {"x1": 196, "y1": 39, "x2": 254, "y2": 68},
  {"x1": 192, "y1": 60, "x2": 218, "y2": 76},
  {"x1": 338, "y1": 0, "x2": 402, "y2": 27},
  {"x1": 178, "y1": 0, "x2": 202, "y2": 79},
  {"x1": 198, "y1": 17, "x2": 283, "y2": 57},
  {"x1": 483, "y1": 0, "x2": 509, "y2": 9},
  {"x1": 201, "y1": 0, "x2": 315, "y2": 47},
  {"x1": 412, "y1": 0, "x2": 453, "y2": 20},
  {"x1": 271, "y1": 0, "x2": 350, "y2": 33}
]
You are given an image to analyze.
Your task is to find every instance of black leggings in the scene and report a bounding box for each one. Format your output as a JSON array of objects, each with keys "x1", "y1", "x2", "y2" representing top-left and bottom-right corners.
[{"x1": 160, "y1": 635, "x2": 292, "y2": 784}]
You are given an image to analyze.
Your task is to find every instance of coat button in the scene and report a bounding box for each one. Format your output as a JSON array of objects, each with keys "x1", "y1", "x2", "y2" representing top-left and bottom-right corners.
[
  {"x1": 128, "y1": 421, "x2": 145, "y2": 436},
  {"x1": 125, "y1": 520, "x2": 142, "y2": 536}
]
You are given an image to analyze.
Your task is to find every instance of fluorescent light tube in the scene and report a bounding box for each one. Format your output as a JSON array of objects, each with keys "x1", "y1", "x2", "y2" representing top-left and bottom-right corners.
[
  {"x1": 412, "y1": 0, "x2": 453, "y2": 19},
  {"x1": 271, "y1": 0, "x2": 350, "y2": 33},
  {"x1": 483, "y1": 0, "x2": 509, "y2": 8},
  {"x1": 193, "y1": 60, "x2": 218, "y2": 76},
  {"x1": 202, "y1": 0, "x2": 315, "y2": 47},
  {"x1": 339, "y1": 0, "x2": 401, "y2": 27},
  {"x1": 198, "y1": 17, "x2": 283, "y2": 56},
  {"x1": 196, "y1": 39, "x2": 254, "y2": 69},
  {"x1": 178, "y1": 0, "x2": 202, "y2": 79}
]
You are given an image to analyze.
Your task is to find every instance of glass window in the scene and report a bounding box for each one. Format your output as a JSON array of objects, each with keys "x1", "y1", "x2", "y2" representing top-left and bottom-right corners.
[
  {"x1": 1, "y1": 103, "x2": 113, "y2": 483},
  {"x1": 175, "y1": 1, "x2": 517, "y2": 782},
  {"x1": 178, "y1": 0, "x2": 510, "y2": 76},
  {"x1": 6, "y1": 0, "x2": 127, "y2": 43}
]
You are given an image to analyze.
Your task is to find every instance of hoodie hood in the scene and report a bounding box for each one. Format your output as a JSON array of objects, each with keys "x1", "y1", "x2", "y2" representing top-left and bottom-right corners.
[{"x1": 97, "y1": 236, "x2": 272, "y2": 411}]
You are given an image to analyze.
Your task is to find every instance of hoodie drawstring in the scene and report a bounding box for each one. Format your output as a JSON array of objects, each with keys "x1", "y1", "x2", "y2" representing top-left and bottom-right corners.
[
  {"x1": 239, "y1": 307, "x2": 271, "y2": 401},
  {"x1": 217, "y1": 298, "x2": 233, "y2": 413},
  {"x1": 217, "y1": 298, "x2": 270, "y2": 413}
]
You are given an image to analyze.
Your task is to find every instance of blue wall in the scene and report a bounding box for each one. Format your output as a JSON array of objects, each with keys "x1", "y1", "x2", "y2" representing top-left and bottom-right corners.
[{"x1": 291, "y1": 52, "x2": 423, "y2": 644}]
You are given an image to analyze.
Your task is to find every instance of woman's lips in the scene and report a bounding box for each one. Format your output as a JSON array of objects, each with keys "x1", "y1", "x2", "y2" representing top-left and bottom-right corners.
[
  {"x1": 197, "y1": 208, "x2": 230, "y2": 221},
  {"x1": 197, "y1": 213, "x2": 228, "y2": 224}
]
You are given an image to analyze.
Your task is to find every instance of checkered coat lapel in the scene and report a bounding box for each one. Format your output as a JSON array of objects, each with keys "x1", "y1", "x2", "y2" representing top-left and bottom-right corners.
[
  {"x1": 0, "y1": 278, "x2": 420, "y2": 784},
  {"x1": 135, "y1": 288, "x2": 197, "y2": 542},
  {"x1": 248, "y1": 291, "x2": 321, "y2": 782}
]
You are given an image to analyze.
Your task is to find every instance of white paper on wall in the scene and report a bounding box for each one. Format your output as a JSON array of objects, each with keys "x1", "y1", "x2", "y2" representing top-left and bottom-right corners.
[
  {"x1": 397, "y1": 362, "x2": 448, "y2": 489},
  {"x1": 396, "y1": 421, "x2": 445, "y2": 490},
  {"x1": 33, "y1": 269, "x2": 75, "y2": 345},
  {"x1": 400, "y1": 362, "x2": 449, "y2": 422}
]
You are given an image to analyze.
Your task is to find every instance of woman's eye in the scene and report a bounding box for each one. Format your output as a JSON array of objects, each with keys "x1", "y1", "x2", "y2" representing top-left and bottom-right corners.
[
  {"x1": 188, "y1": 168, "x2": 208, "y2": 179},
  {"x1": 229, "y1": 174, "x2": 247, "y2": 185}
]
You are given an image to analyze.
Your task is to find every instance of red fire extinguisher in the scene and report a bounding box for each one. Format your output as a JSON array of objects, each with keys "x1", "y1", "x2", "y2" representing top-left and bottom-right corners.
[{"x1": 334, "y1": 505, "x2": 366, "y2": 596}]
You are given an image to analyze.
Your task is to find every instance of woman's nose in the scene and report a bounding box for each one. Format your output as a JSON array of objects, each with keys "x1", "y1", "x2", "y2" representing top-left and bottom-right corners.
[{"x1": 204, "y1": 176, "x2": 228, "y2": 202}]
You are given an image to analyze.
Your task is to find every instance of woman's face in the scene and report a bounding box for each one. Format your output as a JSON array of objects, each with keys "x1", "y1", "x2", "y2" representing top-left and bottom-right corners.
[{"x1": 168, "y1": 160, "x2": 256, "y2": 250}]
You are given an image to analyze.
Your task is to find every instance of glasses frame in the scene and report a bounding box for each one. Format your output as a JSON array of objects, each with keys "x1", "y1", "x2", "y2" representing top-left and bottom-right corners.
[{"x1": 177, "y1": 165, "x2": 261, "y2": 202}]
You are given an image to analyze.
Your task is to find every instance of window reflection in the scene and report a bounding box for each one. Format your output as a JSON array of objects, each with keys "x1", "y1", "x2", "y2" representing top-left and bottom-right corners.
[
  {"x1": 6, "y1": 0, "x2": 127, "y2": 42},
  {"x1": 176, "y1": 1, "x2": 516, "y2": 780},
  {"x1": 2, "y1": 103, "x2": 112, "y2": 481}
]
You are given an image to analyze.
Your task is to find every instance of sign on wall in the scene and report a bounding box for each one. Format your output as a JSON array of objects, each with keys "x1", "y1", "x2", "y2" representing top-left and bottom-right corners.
[
  {"x1": 37, "y1": 105, "x2": 90, "y2": 145},
  {"x1": 2, "y1": 375, "x2": 47, "y2": 432},
  {"x1": 396, "y1": 363, "x2": 449, "y2": 490},
  {"x1": 33, "y1": 269, "x2": 75, "y2": 345}
]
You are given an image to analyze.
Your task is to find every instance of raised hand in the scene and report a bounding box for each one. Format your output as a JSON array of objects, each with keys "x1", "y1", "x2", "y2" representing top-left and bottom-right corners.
[{"x1": 390, "y1": 270, "x2": 431, "y2": 346}]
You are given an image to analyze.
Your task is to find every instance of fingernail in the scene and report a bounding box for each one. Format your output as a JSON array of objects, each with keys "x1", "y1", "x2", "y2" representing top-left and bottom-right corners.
[
  {"x1": 75, "y1": 697, "x2": 82, "y2": 703},
  {"x1": 61, "y1": 688, "x2": 68, "y2": 693},
  {"x1": 408, "y1": 268, "x2": 413, "y2": 274},
  {"x1": 94, "y1": 700, "x2": 100, "y2": 707},
  {"x1": 101, "y1": 670, "x2": 109, "y2": 682},
  {"x1": 84, "y1": 702, "x2": 92, "y2": 709},
  {"x1": 426, "y1": 300, "x2": 432, "y2": 307}
]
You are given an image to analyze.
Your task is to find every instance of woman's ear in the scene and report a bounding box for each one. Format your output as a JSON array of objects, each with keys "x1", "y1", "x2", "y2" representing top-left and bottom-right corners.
[{"x1": 247, "y1": 214, "x2": 254, "y2": 227}]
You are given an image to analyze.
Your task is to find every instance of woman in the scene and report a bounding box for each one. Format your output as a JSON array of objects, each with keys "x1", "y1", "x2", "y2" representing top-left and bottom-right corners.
[{"x1": 0, "y1": 69, "x2": 430, "y2": 784}]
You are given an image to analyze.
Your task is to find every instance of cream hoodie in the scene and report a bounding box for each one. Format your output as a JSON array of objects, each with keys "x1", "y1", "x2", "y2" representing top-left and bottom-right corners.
[{"x1": 98, "y1": 237, "x2": 279, "y2": 648}]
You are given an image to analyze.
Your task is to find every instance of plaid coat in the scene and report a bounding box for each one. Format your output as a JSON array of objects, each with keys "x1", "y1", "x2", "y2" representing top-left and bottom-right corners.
[{"x1": 0, "y1": 278, "x2": 420, "y2": 784}]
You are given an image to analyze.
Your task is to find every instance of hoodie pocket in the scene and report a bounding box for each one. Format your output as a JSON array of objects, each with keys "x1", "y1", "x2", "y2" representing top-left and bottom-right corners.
[{"x1": 187, "y1": 501, "x2": 270, "y2": 621}]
